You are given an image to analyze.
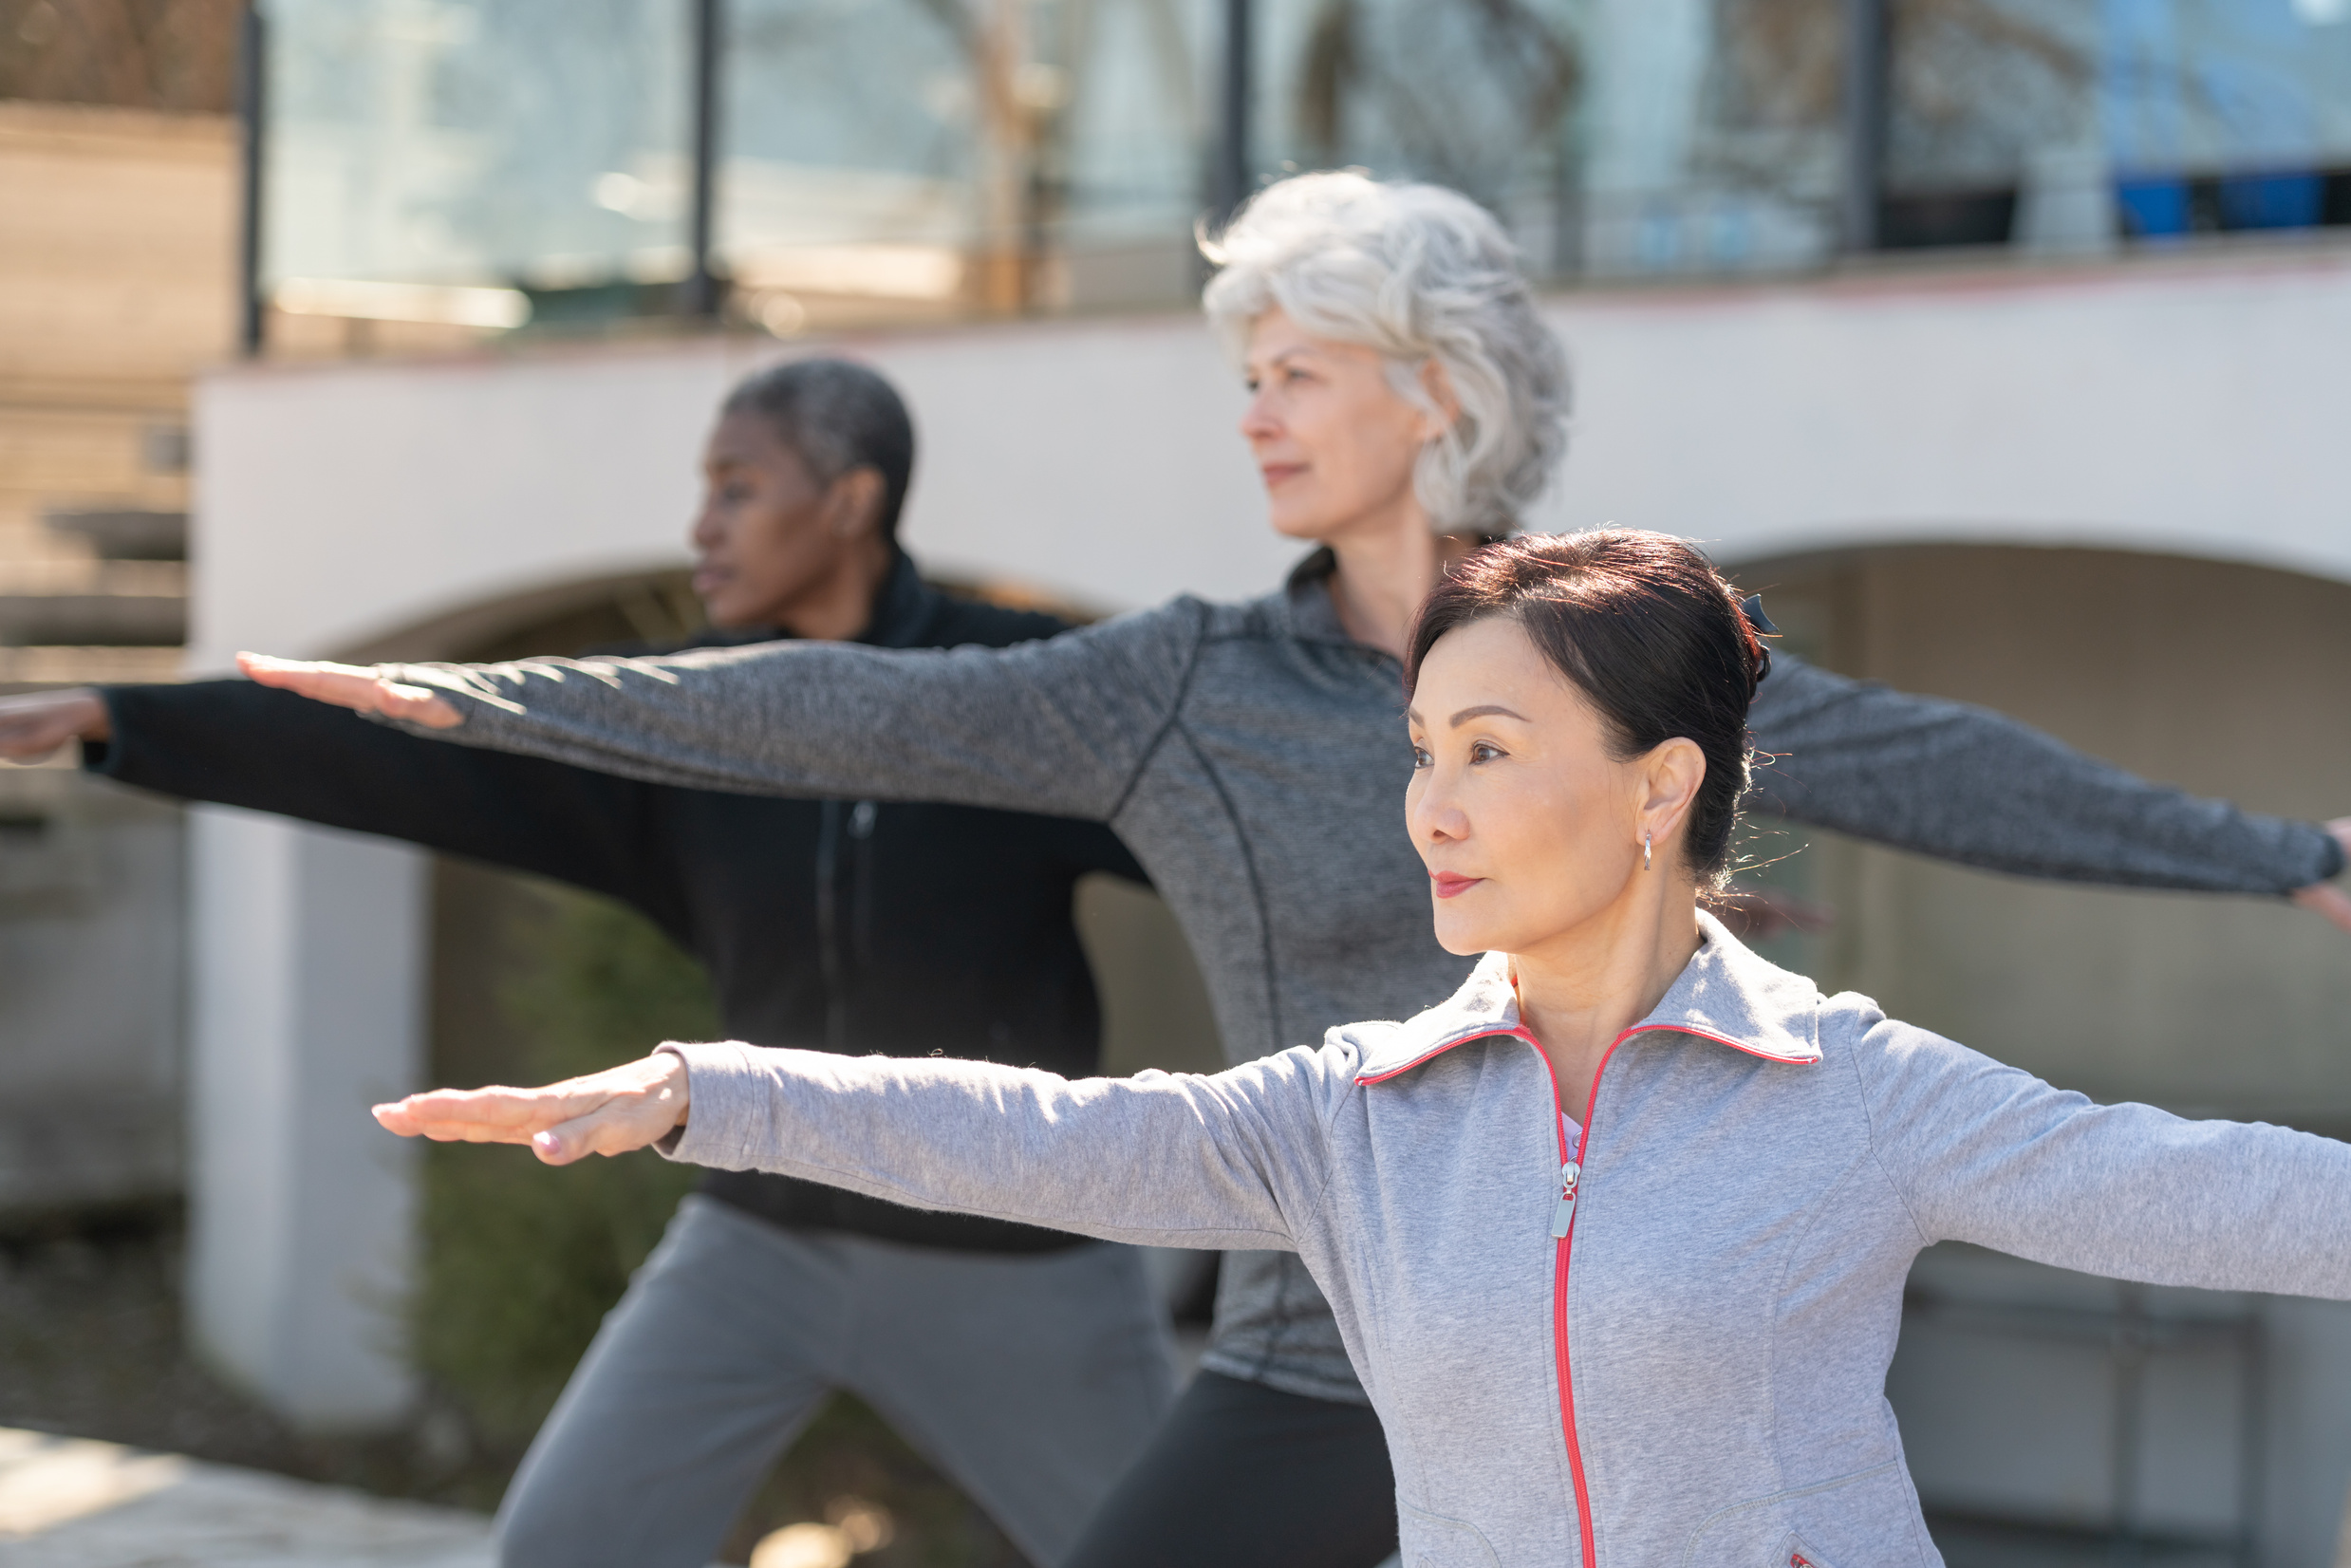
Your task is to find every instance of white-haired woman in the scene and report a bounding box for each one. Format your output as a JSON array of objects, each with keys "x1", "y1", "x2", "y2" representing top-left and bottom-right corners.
[{"x1": 240, "y1": 172, "x2": 2350, "y2": 1568}]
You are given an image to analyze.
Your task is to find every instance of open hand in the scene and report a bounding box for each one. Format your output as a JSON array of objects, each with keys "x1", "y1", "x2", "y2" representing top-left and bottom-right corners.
[
  {"x1": 2289, "y1": 818, "x2": 2351, "y2": 938},
  {"x1": 373, "y1": 1053, "x2": 690, "y2": 1166},
  {"x1": 237, "y1": 653, "x2": 463, "y2": 729},
  {"x1": 0, "y1": 689, "x2": 109, "y2": 763}
]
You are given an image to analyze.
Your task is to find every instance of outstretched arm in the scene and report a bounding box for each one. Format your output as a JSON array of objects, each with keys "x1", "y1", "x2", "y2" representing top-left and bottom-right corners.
[
  {"x1": 1856, "y1": 1009, "x2": 2351, "y2": 1300},
  {"x1": 1747, "y1": 655, "x2": 2347, "y2": 903},
  {"x1": 5, "y1": 681, "x2": 689, "y2": 932},
  {"x1": 238, "y1": 599, "x2": 1208, "y2": 822},
  {"x1": 374, "y1": 1037, "x2": 1349, "y2": 1251}
]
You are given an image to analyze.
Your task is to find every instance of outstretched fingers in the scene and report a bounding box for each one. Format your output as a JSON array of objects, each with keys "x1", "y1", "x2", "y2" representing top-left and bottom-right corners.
[
  {"x1": 373, "y1": 1083, "x2": 599, "y2": 1146},
  {"x1": 372, "y1": 1055, "x2": 691, "y2": 1165},
  {"x1": 2291, "y1": 881, "x2": 2351, "y2": 939},
  {"x1": 237, "y1": 653, "x2": 463, "y2": 729}
]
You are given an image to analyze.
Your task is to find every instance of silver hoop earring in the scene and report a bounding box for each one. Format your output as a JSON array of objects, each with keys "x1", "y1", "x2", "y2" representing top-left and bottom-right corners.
[{"x1": 1643, "y1": 831, "x2": 1652, "y2": 871}]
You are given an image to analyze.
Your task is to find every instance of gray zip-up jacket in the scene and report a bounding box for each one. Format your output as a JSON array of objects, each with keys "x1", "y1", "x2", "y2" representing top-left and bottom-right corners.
[
  {"x1": 656, "y1": 913, "x2": 2351, "y2": 1568},
  {"x1": 378, "y1": 551, "x2": 2343, "y2": 1401}
]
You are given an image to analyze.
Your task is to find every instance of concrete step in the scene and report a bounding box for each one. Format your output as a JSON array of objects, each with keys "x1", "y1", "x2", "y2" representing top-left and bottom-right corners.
[
  {"x1": 0, "y1": 1428, "x2": 493, "y2": 1567},
  {"x1": 0, "y1": 593, "x2": 185, "y2": 646},
  {"x1": 0, "y1": 644, "x2": 183, "y2": 690},
  {"x1": 43, "y1": 509, "x2": 186, "y2": 563}
]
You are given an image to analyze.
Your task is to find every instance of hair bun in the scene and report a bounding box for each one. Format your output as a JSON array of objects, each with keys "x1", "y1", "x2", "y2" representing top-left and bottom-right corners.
[{"x1": 1737, "y1": 593, "x2": 1776, "y2": 691}]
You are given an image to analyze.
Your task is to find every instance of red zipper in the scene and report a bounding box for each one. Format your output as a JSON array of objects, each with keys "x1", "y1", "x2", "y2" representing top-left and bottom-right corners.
[
  {"x1": 1537, "y1": 1027, "x2": 1624, "y2": 1568},
  {"x1": 1543, "y1": 1019, "x2": 1817, "y2": 1567},
  {"x1": 1355, "y1": 1015, "x2": 1817, "y2": 1567}
]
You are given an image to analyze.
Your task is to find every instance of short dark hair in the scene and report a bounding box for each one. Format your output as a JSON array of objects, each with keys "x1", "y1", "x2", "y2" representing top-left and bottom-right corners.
[
  {"x1": 1403, "y1": 531, "x2": 1769, "y2": 885},
  {"x1": 722, "y1": 358, "x2": 917, "y2": 539}
]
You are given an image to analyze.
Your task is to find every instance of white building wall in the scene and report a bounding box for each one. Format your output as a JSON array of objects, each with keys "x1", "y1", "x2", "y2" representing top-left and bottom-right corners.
[
  {"x1": 186, "y1": 807, "x2": 424, "y2": 1428},
  {"x1": 191, "y1": 242, "x2": 2351, "y2": 681}
]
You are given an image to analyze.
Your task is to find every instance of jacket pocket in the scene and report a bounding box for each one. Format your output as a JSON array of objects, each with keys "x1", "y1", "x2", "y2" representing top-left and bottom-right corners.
[
  {"x1": 1676, "y1": 1458, "x2": 1920, "y2": 1568},
  {"x1": 1396, "y1": 1498, "x2": 1502, "y2": 1568},
  {"x1": 1774, "y1": 1534, "x2": 1840, "y2": 1568}
]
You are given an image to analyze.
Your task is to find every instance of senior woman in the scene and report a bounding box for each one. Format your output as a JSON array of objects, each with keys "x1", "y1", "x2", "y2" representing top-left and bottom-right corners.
[
  {"x1": 241, "y1": 175, "x2": 2350, "y2": 1567},
  {"x1": 370, "y1": 531, "x2": 2351, "y2": 1568}
]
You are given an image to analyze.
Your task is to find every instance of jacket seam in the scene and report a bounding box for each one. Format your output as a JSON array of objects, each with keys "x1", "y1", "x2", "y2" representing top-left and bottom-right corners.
[
  {"x1": 1177, "y1": 723, "x2": 1283, "y2": 1055},
  {"x1": 1842, "y1": 1017, "x2": 1933, "y2": 1249},
  {"x1": 1287, "y1": 1069, "x2": 1358, "y2": 1242},
  {"x1": 1673, "y1": 1458, "x2": 1902, "y2": 1568},
  {"x1": 1104, "y1": 604, "x2": 1209, "y2": 823},
  {"x1": 738, "y1": 1157, "x2": 1295, "y2": 1246},
  {"x1": 1764, "y1": 1149, "x2": 1876, "y2": 1507}
]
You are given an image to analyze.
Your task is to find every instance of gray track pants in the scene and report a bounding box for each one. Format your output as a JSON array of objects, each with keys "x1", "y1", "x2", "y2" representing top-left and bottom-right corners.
[{"x1": 495, "y1": 1195, "x2": 1179, "y2": 1568}]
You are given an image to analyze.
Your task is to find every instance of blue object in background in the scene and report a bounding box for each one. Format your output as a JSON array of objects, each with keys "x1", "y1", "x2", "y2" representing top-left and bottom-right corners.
[
  {"x1": 2216, "y1": 171, "x2": 2323, "y2": 229},
  {"x1": 2116, "y1": 177, "x2": 2192, "y2": 236}
]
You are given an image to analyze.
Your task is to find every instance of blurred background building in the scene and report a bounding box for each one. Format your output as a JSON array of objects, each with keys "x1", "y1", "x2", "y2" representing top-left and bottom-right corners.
[
  {"x1": 5, "y1": 0, "x2": 2351, "y2": 1563},
  {"x1": 0, "y1": 2, "x2": 233, "y2": 1226}
]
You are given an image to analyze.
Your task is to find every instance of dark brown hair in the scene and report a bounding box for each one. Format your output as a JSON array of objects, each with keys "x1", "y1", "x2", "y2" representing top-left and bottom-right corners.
[{"x1": 1403, "y1": 531, "x2": 1769, "y2": 884}]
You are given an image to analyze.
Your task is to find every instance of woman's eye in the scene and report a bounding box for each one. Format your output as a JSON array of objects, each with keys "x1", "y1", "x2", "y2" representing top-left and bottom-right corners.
[
  {"x1": 1469, "y1": 741, "x2": 1503, "y2": 764},
  {"x1": 1410, "y1": 746, "x2": 1432, "y2": 769}
]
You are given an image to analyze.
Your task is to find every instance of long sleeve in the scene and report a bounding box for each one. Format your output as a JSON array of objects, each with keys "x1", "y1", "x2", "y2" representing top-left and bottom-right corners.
[
  {"x1": 1746, "y1": 654, "x2": 2343, "y2": 895},
  {"x1": 379, "y1": 598, "x2": 1213, "y2": 821},
  {"x1": 1854, "y1": 1008, "x2": 2351, "y2": 1299},
  {"x1": 93, "y1": 680, "x2": 689, "y2": 933},
  {"x1": 659, "y1": 1039, "x2": 1352, "y2": 1251}
]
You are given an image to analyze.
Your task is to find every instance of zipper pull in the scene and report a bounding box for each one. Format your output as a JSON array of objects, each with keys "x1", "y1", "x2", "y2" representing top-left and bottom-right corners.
[{"x1": 1550, "y1": 1161, "x2": 1580, "y2": 1239}]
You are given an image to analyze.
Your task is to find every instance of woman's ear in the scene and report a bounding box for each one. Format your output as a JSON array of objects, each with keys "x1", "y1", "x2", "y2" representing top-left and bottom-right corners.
[
  {"x1": 826, "y1": 467, "x2": 887, "y2": 540},
  {"x1": 1638, "y1": 737, "x2": 1707, "y2": 851},
  {"x1": 1414, "y1": 358, "x2": 1464, "y2": 442}
]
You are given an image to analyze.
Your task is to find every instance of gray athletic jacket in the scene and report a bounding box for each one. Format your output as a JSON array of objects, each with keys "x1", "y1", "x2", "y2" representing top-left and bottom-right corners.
[
  {"x1": 655, "y1": 913, "x2": 2351, "y2": 1568},
  {"x1": 380, "y1": 551, "x2": 2343, "y2": 1402}
]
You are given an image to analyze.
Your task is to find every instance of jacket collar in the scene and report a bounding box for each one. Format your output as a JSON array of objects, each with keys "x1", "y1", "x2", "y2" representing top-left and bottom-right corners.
[
  {"x1": 1281, "y1": 548, "x2": 1375, "y2": 652},
  {"x1": 858, "y1": 549, "x2": 942, "y2": 650},
  {"x1": 1353, "y1": 912, "x2": 1823, "y2": 1086},
  {"x1": 652, "y1": 550, "x2": 933, "y2": 658}
]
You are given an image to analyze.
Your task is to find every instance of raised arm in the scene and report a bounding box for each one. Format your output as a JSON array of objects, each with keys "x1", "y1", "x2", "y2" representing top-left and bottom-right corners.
[
  {"x1": 1747, "y1": 654, "x2": 2348, "y2": 899},
  {"x1": 374, "y1": 1038, "x2": 1350, "y2": 1251},
  {"x1": 1855, "y1": 1009, "x2": 2351, "y2": 1299},
  {"x1": 54, "y1": 680, "x2": 692, "y2": 931},
  {"x1": 240, "y1": 599, "x2": 1210, "y2": 822}
]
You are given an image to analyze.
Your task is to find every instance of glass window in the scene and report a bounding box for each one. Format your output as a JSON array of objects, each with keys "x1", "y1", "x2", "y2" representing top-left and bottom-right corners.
[
  {"x1": 2102, "y1": 0, "x2": 2351, "y2": 237},
  {"x1": 1250, "y1": 0, "x2": 1844, "y2": 280},
  {"x1": 265, "y1": 0, "x2": 689, "y2": 335},
  {"x1": 252, "y1": 0, "x2": 2351, "y2": 350},
  {"x1": 1252, "y1": 0, "x2": 1588, "y2": 276},
  {"x1": 1881, "y1": 0, "x2": 2351, "y2": 251},
  {"x1": 719, "y1": 0, "x2": 1212, "y2": 331}
]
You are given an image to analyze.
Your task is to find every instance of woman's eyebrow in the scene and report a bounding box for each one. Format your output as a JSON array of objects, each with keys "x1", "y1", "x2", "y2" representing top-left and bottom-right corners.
[{"x1": 1448, "y1": 704, "x2": 1528, "y2": 726}]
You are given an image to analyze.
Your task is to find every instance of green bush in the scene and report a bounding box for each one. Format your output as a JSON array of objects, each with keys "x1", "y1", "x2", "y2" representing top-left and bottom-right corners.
[{"x1": 414, "y1": 887, "x2": 715, "y2": 1444}]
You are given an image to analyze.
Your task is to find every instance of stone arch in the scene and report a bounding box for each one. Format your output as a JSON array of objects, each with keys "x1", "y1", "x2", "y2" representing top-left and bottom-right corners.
[{"x1": 1724, "y1": 538, "x2": 2351, "y2": 1127}]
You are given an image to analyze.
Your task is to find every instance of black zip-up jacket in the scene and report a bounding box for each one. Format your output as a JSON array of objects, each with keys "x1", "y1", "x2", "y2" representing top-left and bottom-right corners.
[{"x1": 88, "y1": 553, "x2": 1146, "y2": 1251}]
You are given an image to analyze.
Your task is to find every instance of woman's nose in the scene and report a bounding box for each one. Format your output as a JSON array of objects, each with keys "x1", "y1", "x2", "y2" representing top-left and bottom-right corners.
[
  {"x1": 1239, "y1": 390, "x2": 1280, "y2": 440},
  {"x1": 1409, "y1": 784, "x2": 1467, "y2": 842}
]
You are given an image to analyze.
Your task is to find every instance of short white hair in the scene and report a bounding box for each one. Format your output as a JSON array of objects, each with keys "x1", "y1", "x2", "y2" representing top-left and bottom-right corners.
[{"x1": 1200, "y1": 171, "x2": 1570, "y2": 534}]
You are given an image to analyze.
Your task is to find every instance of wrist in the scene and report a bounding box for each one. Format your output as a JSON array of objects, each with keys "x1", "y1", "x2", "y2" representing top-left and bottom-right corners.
[
  {"x1": 652, "y1": 1046, "x2": 692, "y2": 1129},
  {"x1": 77, "y1": 690, "x2": 112, "y2": 743}
]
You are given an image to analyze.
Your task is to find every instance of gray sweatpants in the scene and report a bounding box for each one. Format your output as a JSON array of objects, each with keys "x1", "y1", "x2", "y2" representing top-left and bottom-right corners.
[{"x1": 495, "y1": 1196, "x2": 1179, "y2": 1568}]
